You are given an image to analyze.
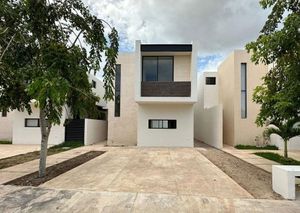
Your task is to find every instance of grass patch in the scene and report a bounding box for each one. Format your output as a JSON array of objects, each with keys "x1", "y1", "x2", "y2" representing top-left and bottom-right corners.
[
  {"x1": 0, "y1": 141, "x2": 12, "y2": 145},
  {"x1": 235, "y1": 144, "x2": 278, "y2": 150},
  {"x1": 50, "y1": 140, "x2": 83, "y2": 149},
  {"x1": 0, "y1": 141, "x2": 84, "y2": 169},
  {"x1": 254, "y1": 152, "x2": 300, "y2": 165}
]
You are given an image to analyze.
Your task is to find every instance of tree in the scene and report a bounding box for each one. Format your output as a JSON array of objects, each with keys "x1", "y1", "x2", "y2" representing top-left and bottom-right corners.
[
  {"x1": 0, "y1": 0, "x2": 118, "y2": 177},
  {"x1": 265, "y1": 120, "x2": 300, "y2": 158},
  {"x1": 246, "y1": 0, "x2": 300, "y2": 157}
]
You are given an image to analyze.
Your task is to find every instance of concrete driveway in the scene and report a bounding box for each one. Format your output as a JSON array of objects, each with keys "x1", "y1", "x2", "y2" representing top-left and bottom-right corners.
[
  {"x1": 0, "y1": 145, "x2": 40, "y2": 159},
  {"x1": 42, "y1": 147, "x2": 252, "y2": 199}
]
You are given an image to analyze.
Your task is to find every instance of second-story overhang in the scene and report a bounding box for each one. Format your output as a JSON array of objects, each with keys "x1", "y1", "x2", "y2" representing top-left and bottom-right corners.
[
  {"x1": 141, "y1": 44, "x2": 192, "y2": 53},
  {"x1": 135, "y1": 97, "x2": 197, "y2": 105}
]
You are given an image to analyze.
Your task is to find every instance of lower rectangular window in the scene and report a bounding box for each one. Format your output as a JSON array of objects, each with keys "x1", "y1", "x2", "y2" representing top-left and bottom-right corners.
[
  {"x1": 148, "y1": 119, "x2": 177, "y2": 129},
  {"x1": 24, "y1": 118, "x2": 49, "y2": 127},
  {"x1": 25, "y1": 118, "x2": 40, "y2": 127}
]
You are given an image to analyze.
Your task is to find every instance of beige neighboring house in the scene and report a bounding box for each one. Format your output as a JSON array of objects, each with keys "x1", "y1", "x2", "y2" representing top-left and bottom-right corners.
[
  {"x1": 218, "y1": 50, "x2": 268, "y2": 146},
  {"x1": 0, "y1": 74, "x2": 107, "y2": 145},
  {"x1": 108, "y1": 41, "x2": 198, "y2": 147}
]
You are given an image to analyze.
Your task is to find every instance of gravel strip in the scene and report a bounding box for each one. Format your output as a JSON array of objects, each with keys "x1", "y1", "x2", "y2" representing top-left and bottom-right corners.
[{"x1": 197, "y1": 145, "x2": 282, "y2": 200}]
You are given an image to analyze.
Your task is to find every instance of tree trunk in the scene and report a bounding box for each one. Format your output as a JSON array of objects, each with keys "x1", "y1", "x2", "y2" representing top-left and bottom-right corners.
[
  {"x1": 39, "y1": 109, "x2": 51, "y2": 178},
  {"x1": 284, "y1": 139, "x2": 288, "y2": 159}
]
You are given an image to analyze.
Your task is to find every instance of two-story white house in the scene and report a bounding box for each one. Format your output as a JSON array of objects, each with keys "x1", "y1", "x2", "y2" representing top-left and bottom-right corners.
[{"x1": 107, "y1": 41, "x2": 198, "y2": 147}]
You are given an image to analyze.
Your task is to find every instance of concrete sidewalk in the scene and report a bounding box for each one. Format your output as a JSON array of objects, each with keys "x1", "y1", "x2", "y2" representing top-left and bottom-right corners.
[
  {"x1": 1, "y1": 185, "x2": 300, "y2": 212},
  {"x1": 222, "y1": 145, "x2": 300, "y2": 173},
  {"x1": 0, "y1": 145, "x2": 40, "y2": 159},
  {"x1": 0, "y1": 144, "x2": 108, "y2": 184},
  {"x1": 222, "y1": 145, "x2": 280, "y2": 173}
]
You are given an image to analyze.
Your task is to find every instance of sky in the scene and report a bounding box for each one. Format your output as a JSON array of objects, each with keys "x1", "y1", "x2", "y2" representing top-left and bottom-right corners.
[{"x1": 83, "y1": 0, "x2": 270, "y2": 72}]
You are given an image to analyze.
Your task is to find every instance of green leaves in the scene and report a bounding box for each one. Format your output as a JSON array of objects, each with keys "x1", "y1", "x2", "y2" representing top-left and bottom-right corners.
[
  {"x1": 246, "y1": 0, "x2": 300, "y2": 129},
  {"x1": 0, "y1": 0, "x2": 119, "y2": 125}
]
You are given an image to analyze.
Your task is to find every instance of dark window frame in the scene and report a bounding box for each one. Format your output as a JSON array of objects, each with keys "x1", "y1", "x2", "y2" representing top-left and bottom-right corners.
[
  {"x1": 25, "y1": 118, "x2": 40, "y2": 127},
  {"x1": 205, "y1": 77, "x2": 216, "y2": 85},
  {"x1": 1, "y1": 110, "x2": 7, "y2": 117},
  {"x1": 115, "y1": 64, "x2": 121, "y2": 117},
  {"x1": 241, "y1": 63, "x2": 247, "y2": 119},
  {"x1": 92, "y1": 80, "x2": 96, "y2": 88},
  {"x1": 142, "y1": 56, "x2": 174, "y2": 82},
  {"x1": 148, "y1": 119, "x2": 177, "y2": 129}
]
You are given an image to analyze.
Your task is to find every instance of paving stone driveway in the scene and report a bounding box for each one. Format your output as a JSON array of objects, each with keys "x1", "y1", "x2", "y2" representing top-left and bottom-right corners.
[
  {"x1": 1, "y1": 185, "x2": 300, "y2": 212},
  {"x1": 1, "y1": 147, "x2": 300, "y2": 212},
  {"x1": 42, "y1": 148, "x2": 252, "y2": 199}
]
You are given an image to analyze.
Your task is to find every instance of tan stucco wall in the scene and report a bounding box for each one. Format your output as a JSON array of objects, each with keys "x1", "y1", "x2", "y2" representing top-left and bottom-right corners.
[
  {"x1": 138, "y1": 104, "x2": 194, "y2": 147},
  {"x1": 107, "y1": 53, "x2": 138, "y2": 146},
  {"x1": 233, "y1": 50, "x2": 267, "y2": 145},
  {"x1": 218, "y1": 53, "x2": 235, "y2": 146},
  {"x1": 174, "y1": 55, "x2": 191, "y2": 81},
  {"x1": 218, "y1": 50, "x2": 267, "y2": 146}
]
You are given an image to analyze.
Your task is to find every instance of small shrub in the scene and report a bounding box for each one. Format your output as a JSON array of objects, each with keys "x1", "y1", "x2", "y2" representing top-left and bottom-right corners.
[
  {"x1": 0, "y1": 141, "x2": 12, "y2": 144},
  {"x1": 235, "y1": 144, "x2": 278, "y2": 150}
]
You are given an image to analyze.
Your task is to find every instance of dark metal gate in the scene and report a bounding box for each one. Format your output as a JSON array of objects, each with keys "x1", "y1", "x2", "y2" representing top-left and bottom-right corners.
[{"x1": 65, "y1": 119, "x2": 85, "y2": 142}]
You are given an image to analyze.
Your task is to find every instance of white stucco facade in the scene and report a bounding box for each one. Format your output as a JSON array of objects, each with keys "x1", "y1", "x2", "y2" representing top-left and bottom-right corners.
[
  {"x1": 12, "y1": 104, "x2": 69, "y2": 145},
  {"x1": 194, "y1": 72, "x2": 223, "y2": 148},
  {"x1": 0, "y1": 111, "x2": 13, "y2": 141},
  {"x1": 1, "y1": 73, "x2": 107, "y2": 145},
  {"x1": 84, "y1": 119, "x2": 107, "y2": 145},
  {"x1": 137, "y1": 104, "x2": 194, "y2": 147},
  {"x1": 108, "y1": 41, "x2": 197, "y2": 147}
]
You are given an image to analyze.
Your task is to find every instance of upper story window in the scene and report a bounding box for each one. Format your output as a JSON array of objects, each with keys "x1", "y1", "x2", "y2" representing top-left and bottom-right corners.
[
  {"x1": 241, "y1": 63, "x2": 247, "y2": 119},
  {"x1": 205, "y1": 77, "x2": 216, "y2": 85},
  {"x1": 115, "y1": 64, "x2": 121, "y2": 117},
  {"x1": 142, "y1": 56, "x2": 173, "y2": 82},
  {"x1": 92, "y1": 80, "x2": 96, "y2": 88}
]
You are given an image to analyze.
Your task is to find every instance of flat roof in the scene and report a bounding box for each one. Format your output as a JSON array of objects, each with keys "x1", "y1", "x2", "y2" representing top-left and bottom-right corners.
[{"x1": 141, "y1": 44, "x2": 192, "y2": 52}]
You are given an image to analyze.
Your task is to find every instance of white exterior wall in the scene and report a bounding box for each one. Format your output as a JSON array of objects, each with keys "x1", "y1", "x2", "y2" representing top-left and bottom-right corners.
[
  {"x1": 0, "y1": 111, "x2": 13, "y2": 141},
  {"x1": 270, "y1": 135, "x2": 300, "y2": 151},
  {"x1": 12, "y1": 105, "x2": 70, "y2": 145},
  {"x1": 203, "y1": 72, "x2": 219, "y2": 108},
  {"x1": 84, "y1": 119, "x2": 107, "y2": 145},
  {"x1": 138, "y1": 104, "x2": 194, "y2": 147},
  {"x1": 88, "y1": 74, "x2": 106, "y2": 107},
  {"x1": 194, "y1": 72, "x2": 223, "y2": 148}
]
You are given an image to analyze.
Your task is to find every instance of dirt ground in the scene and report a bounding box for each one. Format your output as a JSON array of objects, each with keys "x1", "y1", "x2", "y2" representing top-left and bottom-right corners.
[
  {"x1": 197, "y1": 144, "x2": 282, "y2": 200},
  {"x1": 5, "y1": 151, "x2": 105, "y2": 186}
]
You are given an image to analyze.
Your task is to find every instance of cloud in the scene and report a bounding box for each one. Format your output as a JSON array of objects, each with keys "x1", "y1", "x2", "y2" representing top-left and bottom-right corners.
[
  {"x1": 198, "y1": 55, "x2": 225, "y2": 72},
  {"x1": 84, "y1": 0, "x2": 269, "y2": 71}
]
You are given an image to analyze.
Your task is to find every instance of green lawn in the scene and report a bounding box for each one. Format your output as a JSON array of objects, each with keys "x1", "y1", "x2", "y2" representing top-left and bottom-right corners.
[
  {"x1": 0, "y1": 141, "x2": 12, "y2": 145},
  {"x1": 235, "y1": 144, "x2": 278, "y2": 150},
  {"x1": 254, "y1": 152, "x2": 300, "y2": 165}
]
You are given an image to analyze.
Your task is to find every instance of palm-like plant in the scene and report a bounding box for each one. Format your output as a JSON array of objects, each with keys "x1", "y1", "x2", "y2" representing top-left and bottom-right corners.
[{"x1": 265, "y1": 119, "x2": 300, "y2": 158}]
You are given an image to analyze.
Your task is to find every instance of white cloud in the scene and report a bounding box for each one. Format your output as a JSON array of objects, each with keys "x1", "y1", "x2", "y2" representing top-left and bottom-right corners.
[{"x1": 83, "y1": 0, "x2": 269, "y2": 71}]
